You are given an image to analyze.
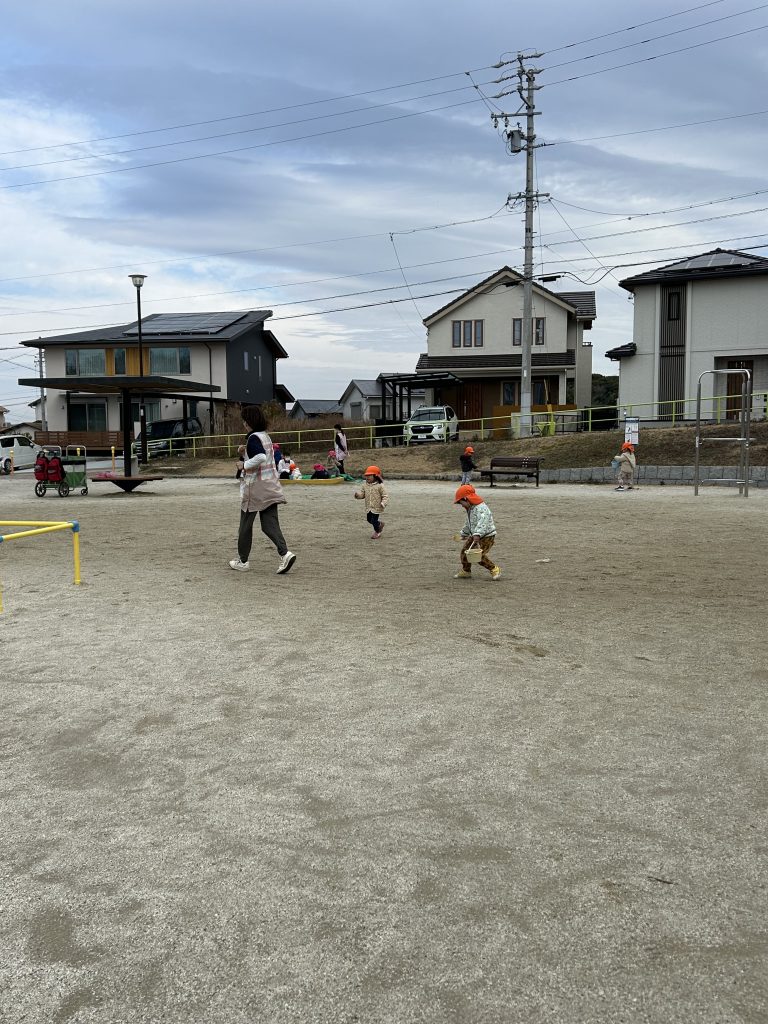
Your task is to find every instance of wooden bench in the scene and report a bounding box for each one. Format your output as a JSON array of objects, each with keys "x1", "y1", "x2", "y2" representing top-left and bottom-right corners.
[
  {"x1": 90, "y1": 474, "x2": 164, "y2": 493},
  {"x1": 479, "y1": 456, "x2": 543, "y2": 487}
]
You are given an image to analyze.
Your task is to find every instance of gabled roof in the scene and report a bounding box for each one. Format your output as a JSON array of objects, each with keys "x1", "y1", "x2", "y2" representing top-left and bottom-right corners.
[
  {"x1": 290, "y1": 399, "x2": 343, "y2": 416},
  {"x1": 423, "y1": 266, "x2": 595, "y2": 324},
  {"x1": 619, "y1": 249, "x2": 768, "y2": 291},
  {"x1": 340, "y1": 378, "x2": 382, "y2": 402},
  {"x1": 20, "y1": 310, "x2": 286, "y2": 355}
]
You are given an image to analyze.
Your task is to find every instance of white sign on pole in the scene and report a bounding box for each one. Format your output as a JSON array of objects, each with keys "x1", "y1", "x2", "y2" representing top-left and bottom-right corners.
[{"x1": 624, "y1": 416, "x2": 640, "y2": 446}]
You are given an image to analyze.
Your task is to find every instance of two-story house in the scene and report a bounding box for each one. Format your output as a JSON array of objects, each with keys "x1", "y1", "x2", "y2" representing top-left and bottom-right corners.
[
  {"x1": 416, "y1": 267, "x2": 595, "y2": 430},
  {"x1": 20, "y1": 310, "x2": 292, "y2": 438},
  {"x1": 614, "y1": 249, "x2": 768, "y2": 420}
]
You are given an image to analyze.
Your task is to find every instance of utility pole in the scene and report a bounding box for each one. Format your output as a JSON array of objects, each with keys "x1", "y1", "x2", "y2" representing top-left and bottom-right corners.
[
  {"x1": 36, "y1": 349, "x2": 48, "y2": 430},
  {"x1": 492, "y1": 53, "x2": 547, "y2": 438}
]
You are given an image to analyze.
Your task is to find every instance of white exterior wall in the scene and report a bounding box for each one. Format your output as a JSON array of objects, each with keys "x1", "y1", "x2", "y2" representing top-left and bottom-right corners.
[
  {"x1": 619, "y1": 277, "x2": 768, "y2": 415},
  {"x1": 428, "y1": 287, "x2": 571, "y2": 357},
  {"x1": 618, "y1": 288, "x2": 658, "y2": 412}
]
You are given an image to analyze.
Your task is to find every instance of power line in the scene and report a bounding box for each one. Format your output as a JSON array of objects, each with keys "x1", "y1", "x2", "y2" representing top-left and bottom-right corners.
[
  {"x1": 541, "y1": 0, "x2": 731, "y2": 55},
  {"x1": 543, "y1": 3, "x2": 768, "y2": 70},
  {"x1": 0, "y1": 66, "x2": 499, "y2": 158},
  {"x1": 0, "y1": 80, "x2": 497, "y2": 173},
  {"x1": 538, "y1": 22, "x2": 768, "y2": 89},
  {"x1": 550, "y1": 106, "x2": 768, "y2": 148},
  {"x1": 0, "y1": 97, "x2": 484, "y2": 191}
]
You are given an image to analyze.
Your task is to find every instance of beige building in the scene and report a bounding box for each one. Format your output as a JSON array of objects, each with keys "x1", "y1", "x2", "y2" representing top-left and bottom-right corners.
[
  {"x1": 417, "y1": 267, "x2": 595, "y2": 431},
  {"x1": 614, "y1": 249, "x2": 768, "y2": 420}
]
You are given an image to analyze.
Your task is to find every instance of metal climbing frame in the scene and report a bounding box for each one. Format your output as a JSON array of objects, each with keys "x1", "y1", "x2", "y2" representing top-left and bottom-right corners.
[{"x1": 694, "y1": 369, "x2": 752, "y2": 497}]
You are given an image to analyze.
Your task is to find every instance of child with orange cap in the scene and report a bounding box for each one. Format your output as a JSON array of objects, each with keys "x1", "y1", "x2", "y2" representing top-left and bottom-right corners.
[
  {"x1": 354, "y1": 466, "x2": 388, "y2": 538},
  {"x1": 612, "y1": 441, "x2": 637, "y2": 491},
  {"x1": 459, "y1": 445, "x2": 477, "y2": 485},
  {"x1": 453, "y1": 484, "x2": 501, "y2": 580}
]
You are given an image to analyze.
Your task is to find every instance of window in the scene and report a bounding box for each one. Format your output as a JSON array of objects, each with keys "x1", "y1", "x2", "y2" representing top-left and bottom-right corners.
[
  {"x1": 113, "y1": 348, "x2": 126, "y2": 374},
  {"x1": 65, "y1": 349, "x2": 106, "y2": 376},
  {"x1": 149, "y1": 346, "x2": 191, "y2": 374},
  {"x1": 244, "y1": 351, "x2": 249, "y2": 371},
  {"x1": 512, "y1": 318, "x2": 546, "y2": 345},
  {"x1": 68, "y1": 402, "x2": 107, "y2": 431},
  {"x1": 667, "y1": 292, "x2": 681, "y2": 320},
  {"x1": 502, "y1": 381, "x2": 520, "y2": 405},
  {"x1": 452, "y1": 320, "x2": 484, "y2": 348}
]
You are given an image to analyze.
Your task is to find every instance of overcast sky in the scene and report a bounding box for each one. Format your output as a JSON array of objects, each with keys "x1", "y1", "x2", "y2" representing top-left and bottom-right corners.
[{"x1": 2, "y1": 0, "x2": 768, "y2": 418}]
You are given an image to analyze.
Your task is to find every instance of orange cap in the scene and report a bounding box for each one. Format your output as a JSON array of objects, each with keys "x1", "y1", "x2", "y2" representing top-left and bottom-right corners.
[
  {"x1": 363, "y1": 465, "x2": 382, "y2": 478},
  {"x1": 454, "y1": 484, "x2": 483, "y2": 505},
  {"x1": 621, "y1": 442, "x2": 634, "y2": 451},
  {"x1": 464, "y1": 446, "x2": 474, "y2": 454}
]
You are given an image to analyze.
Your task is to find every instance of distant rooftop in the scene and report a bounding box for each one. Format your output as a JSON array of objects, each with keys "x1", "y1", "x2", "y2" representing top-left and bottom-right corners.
[{"x1": 620, "y1": 249, "x2": 768, "y2": 291}]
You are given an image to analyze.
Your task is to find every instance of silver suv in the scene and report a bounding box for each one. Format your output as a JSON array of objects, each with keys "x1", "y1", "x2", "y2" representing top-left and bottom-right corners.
[{"x1": 403, "y1": 406, "x2": 459, "y2": 445}]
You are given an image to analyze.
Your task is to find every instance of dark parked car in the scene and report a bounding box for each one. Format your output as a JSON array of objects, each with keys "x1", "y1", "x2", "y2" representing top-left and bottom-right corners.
[{"x1": 132, "y1": 417, "x2": 204, "y2": 459}]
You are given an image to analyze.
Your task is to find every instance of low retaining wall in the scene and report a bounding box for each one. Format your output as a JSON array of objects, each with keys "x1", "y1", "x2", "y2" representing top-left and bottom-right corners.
[{"x1": 539, "y1": 465, "x2": 768, "y2": 486}]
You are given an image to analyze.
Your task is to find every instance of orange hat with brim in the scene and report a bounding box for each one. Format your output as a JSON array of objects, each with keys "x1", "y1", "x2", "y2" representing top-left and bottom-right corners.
[
  {"x1": 364, "y1": 465, "x2": 382, "y2": 478},
  {"x1": 621, "y1": 442, "x2": 634, "y2": 451},
  {"x1": 464, "y1": 446, "x2": 474, "y2": 454},
  {"x1": 454, "y1": 484, "x2": 483, "y2": 505}
]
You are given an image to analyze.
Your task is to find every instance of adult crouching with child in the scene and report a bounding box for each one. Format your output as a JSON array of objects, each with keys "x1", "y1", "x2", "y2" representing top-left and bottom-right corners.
[{"x1": 230, "y1": 404, "x2": 297, "y2": 575}]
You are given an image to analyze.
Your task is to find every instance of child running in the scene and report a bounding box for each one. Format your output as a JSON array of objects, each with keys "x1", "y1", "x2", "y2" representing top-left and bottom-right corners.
[
  {"x1": 453, "y1": 484, "x2": 501, "y2": 580},
  {"x1": 354, "y1": 465, "x2": 388, "y2": 538},
  {"x1": 459, "y1": 445, "x2": 477, "y2": 485}
]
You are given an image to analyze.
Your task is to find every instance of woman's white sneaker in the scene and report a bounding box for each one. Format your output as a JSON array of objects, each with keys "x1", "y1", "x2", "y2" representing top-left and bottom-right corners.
[
  {"x1": 229, "y1": 559, "x2": 250, "y2": 571},
  {"x1": 277, "y1": 551, "x2": 297, "y2": 575}
]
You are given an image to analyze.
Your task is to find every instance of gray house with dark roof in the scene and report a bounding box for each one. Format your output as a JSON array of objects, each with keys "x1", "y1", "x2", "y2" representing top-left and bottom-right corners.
[
  {"x1": 616, "y1": 249, "x2": 768, "y2": 420},
  {"x1": 20, "y1": 310, "x2": 292, "y2": 436},
  {"x1": 418, "y1": 266, "x2": 595, "y2": 430}
]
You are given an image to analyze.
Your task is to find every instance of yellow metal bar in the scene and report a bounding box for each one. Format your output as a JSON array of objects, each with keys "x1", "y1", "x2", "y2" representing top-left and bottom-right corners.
[
  {"x1": 73, "y1": 529, "x2": 81, "y2": 585},
  {"x1": 1, "y1": 520, "x2": 75, "y2": 527},
  {"x1": 0, "y1": 523, "x2": 75, "y2": 541}
]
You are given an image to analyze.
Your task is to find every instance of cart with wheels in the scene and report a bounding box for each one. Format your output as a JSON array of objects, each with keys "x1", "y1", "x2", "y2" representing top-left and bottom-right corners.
[{"x1": 33, "y1": 447, "x2": 89, "y2": 497}]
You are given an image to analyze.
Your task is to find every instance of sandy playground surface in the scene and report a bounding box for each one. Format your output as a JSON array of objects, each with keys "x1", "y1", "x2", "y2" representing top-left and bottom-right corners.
[{"x1": 1, "y1": 475, "x2": 766, "y2": 1024}]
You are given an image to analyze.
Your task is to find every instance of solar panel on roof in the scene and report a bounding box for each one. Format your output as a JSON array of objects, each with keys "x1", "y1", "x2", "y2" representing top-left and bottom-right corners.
[
  {"x1": 669, "y1": 252, "x2": 757, "y2": 272},
  {"x1": 123, "y1": 312, "x2": 247, "y2": 336}
]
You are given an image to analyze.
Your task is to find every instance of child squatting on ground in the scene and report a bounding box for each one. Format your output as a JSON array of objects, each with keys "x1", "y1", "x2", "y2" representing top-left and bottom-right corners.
[
  {"x1": 612, "y1": 441, "x2": 637, "y2": 491},
  {"x1": 459, "y1": 445, "x2": 477, "y2": 485},
  {"x1": 453, "y1": 484, "x2": 501, "y2": 580},
  {"x1": 354, "y1": 465, "x2": 388, "y2": 538}
]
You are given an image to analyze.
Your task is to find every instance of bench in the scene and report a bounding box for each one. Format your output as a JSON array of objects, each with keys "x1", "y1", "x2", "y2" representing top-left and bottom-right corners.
[
  {"x1": 479, "y1": 456, "x2": 543, "y2": 487},
  {"x1": 90, "y1": 474, "x2": 164, "y2": 493}
]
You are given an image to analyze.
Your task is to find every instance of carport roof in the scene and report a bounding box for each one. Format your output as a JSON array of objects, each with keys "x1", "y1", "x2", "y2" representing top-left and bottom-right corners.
[{"x1": 17, "y1": 375, "x2": 220, "y2": 396}]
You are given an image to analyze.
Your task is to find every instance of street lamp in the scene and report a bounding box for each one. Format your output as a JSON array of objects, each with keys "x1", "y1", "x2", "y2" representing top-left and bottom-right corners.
[{"x1": 129, "y1": 274, "x2": 148, "y2": 465}]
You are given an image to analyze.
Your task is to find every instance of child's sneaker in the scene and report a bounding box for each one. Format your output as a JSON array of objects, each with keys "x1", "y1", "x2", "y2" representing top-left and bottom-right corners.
[
  {"x1": 615, "y1": 486, "x2": 626, "y2": 491},
  {"x1": 377, "y1": 522, "x2": 385, "y2": 535},
  {"x1": 490, "y1": 566, "x2": 502, "y2": 581},
  {"x1": 454, "y1": 569, "x2": 472, "y2": 579},
  {"x1": 229, "y1": 558, "x2": 250, "y2": 571}
]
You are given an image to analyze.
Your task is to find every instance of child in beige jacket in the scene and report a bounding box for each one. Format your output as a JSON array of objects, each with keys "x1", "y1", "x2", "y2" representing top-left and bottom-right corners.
[
  {"x1": 354, "y1": 465, "x2": 389, "y2": 538},
  {"x1": 613, "y1": 442, "x2": 637, "y2": 490}
]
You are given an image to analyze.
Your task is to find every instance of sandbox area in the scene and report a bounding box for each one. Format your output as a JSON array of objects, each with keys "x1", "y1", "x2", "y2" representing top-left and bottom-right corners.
[{"x1": 1, "y1": 476, "x2": 766, "y2": 1023}]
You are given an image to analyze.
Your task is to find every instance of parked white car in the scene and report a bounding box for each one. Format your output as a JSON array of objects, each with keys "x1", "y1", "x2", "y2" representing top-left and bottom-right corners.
[
  {"x1": 403, "y1": 406, "x2": 459, "y2": 444},
  {"x1": 0, "y1": 434, "x2": 43, "y2": 473}
]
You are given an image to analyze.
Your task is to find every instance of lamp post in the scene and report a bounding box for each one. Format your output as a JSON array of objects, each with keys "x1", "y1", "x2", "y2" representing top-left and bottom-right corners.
[{"x1": 130, "y1": 274, "x2": 148, "y2": 466}]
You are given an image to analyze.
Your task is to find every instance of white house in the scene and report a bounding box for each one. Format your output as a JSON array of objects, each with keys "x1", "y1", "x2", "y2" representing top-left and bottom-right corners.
[
  {"x1": 417, "y1": 266, "x2": 595, "y2": 431},
  {"x1": 338, "y1": 379, "x2": 425, "y2": 422},
  {"x1": 614, "y1": 249, "x2": 768, "y2": 421}
]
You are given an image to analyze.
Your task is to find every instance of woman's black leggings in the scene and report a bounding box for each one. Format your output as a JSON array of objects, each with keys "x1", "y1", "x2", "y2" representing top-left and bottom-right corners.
[{"x1": 238, "y1": 503, "x2": 287, "y2": 562}]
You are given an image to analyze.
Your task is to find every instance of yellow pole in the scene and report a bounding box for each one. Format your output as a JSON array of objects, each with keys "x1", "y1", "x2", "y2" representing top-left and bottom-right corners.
[
  {"x1": 72, "y1": 525, "x2": 81, "y2": 585},
  {"x1": 111, "y1": 446, "x2": 116, "y2": 471},
  {"x1": 9, "y1": 450, "x2": 14, "y2": 476},
  {"x1": 0, "y1": 523, "x2": 75, "y2": 540}
]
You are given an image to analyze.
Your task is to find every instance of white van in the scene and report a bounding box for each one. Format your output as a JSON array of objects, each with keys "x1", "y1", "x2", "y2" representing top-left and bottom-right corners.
[{"x1": 0, "y1": 434, "x2": 43, "y2": 473}]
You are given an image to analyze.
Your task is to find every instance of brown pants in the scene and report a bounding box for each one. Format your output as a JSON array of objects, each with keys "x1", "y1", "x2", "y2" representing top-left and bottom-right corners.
[{"x1": 461, "y1": 535, "x2": 497, "y2": 573}]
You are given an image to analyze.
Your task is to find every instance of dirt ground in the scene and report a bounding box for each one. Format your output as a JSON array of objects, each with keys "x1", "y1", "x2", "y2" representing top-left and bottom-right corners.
[{"x1": 1, "y1": 475, "x2": 766, "y2": 1024}]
